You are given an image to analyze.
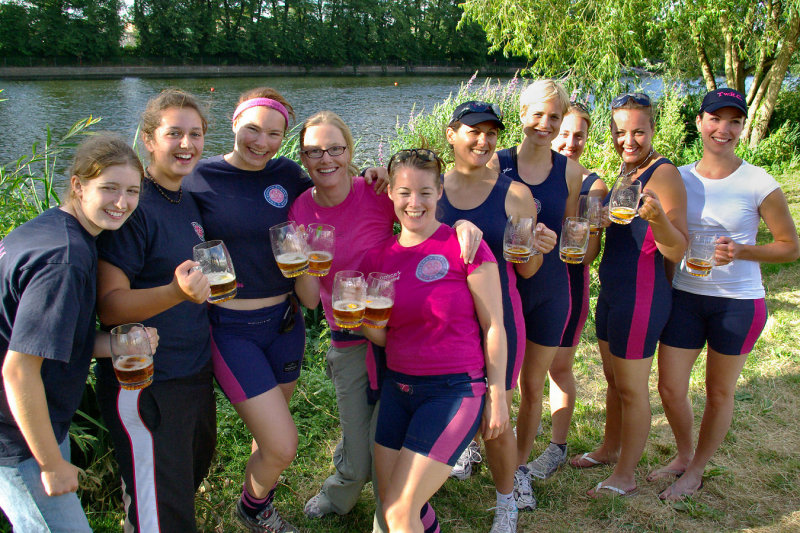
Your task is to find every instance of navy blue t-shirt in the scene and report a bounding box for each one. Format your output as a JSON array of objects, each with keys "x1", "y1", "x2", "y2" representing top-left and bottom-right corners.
[
  {"x1": 184, "y1": 155, "x2": 313, "y2": 299},
  {"x1": 96, "y1": 179, "x2": 211, "y2": 383},
  {"x1": 0, "y1": 208, "x2": 97, "y2": 465}
]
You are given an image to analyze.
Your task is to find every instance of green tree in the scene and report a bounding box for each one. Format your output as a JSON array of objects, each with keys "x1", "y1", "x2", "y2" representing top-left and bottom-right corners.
[
  {"x1": 460, "y1": 0, "x2": 800, "y2": 147},
  {"x1": 661, "y1": 0, "x2": 800, "y2": 148},
  {"x1": 0, "y1": 2, "x2": 33, "y2": 60},
  {"x1": 459, "y1": 0, "x2": 656, "y2": 95}
]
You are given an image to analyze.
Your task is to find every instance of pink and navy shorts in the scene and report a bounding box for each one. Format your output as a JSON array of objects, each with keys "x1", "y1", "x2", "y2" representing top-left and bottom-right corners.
[
  {"x1": 375, "y1": 370, "x2": 485, "y2": 467},
  {"x1": 660, "y1": 289, "x2": 767, "y2": 355}
]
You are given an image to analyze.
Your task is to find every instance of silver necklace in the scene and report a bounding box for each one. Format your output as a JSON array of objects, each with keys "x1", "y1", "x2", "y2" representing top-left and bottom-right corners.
[{"x1": 619, "y1": 147, "x2": 655, "y2": 179}]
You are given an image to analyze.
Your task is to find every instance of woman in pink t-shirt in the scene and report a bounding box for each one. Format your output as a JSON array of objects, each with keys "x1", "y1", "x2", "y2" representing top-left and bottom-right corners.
[{"x1": 359, "y1": 149, "x2": 508, "y2": 533}]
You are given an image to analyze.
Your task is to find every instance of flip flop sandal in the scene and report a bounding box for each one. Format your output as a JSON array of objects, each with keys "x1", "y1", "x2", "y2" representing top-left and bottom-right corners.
[
  {"x1": 571, "y1": 452, "x2": 610, "y2": 469},
  {"x1": 587, "y1": 482, "x2": 639, "y2": 499}
]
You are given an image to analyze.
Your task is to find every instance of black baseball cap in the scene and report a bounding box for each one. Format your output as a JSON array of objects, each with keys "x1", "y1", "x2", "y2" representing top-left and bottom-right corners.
[
  {"x1": 449, "y1": 101, "x2": 505, "y2": 130},
  {"x1": 699, "y1": 88, "x2": 748, "y2": 116}
]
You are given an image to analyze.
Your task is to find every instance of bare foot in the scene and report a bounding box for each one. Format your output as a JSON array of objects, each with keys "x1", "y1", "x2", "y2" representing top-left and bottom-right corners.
[
  {"x1": 658, "y1": 472, "x2": 704, "y2": 501},
  {"x1": 646, "y1": 457, "x2": 690, "y2": 482}
]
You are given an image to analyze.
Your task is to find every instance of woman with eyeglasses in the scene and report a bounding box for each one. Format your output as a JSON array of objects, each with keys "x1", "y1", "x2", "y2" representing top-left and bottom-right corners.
[
  {"x1": 289, "y1": 111, "x2": 482, "y2": 532},
  {"x1": 439, "y1": 100, "x2": 550, "y2": 532},
  {"x1": 487, "y1": 79, "x2": 583, "y2": 502},
  {"x1": 359, "y1": 148, "x2": 508, "y2": 533},
  {"x1": 534, "y1": 100, "x2": 608, "y2": 482},
  {"x1": 571, "y1": 92, "x2": 688, "y2": 499},
  {"x1": 96, "y1": 89, "x2": 218, "y2": 532},
  {"x1": 649, "y1": 89, "x2": 798, "y2": 501}
]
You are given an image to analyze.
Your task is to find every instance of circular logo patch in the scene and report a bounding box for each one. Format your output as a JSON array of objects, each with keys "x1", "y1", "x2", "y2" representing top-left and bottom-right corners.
[
  {"x1": 191, "y1": 222, "x2": 205, "y2": 241},
  {"x1": 534, "y1": 197, "x2": 542, "y2": 214},
  {"x1": 416, "y1": 254, "x2": 449, "y2": 282},
  {"x1": 264, "y1": 185, "x2": 288, "y2": 208}
]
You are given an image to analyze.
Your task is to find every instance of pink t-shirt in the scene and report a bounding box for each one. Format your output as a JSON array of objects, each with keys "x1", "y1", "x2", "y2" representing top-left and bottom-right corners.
[
  {"x1": 361, "y1": 224, "x2": 496, "y2": 376},
  {"x1": 289, "y1": 177, "x2": 396, "y2": 343}
]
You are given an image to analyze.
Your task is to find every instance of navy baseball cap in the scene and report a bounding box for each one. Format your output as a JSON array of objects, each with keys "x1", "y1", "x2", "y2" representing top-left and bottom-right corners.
[
  {"x1": 450, "y1": 101, "x2": 505, "y2": 130},
  {"x1": 700, "y1": 88, "x2": 748, "y2": 116}
]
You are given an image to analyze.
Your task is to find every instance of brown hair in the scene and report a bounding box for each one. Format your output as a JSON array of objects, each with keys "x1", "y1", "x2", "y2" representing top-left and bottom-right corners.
[
  {"x1": 387, "y1": 149, "x2": 443, "y2": 191},
  {"x1": 67, "y1": 133, "x2": 143, "y2": 201},
  {"x1": 236, "y1": 87, "x2": 295, "y2": 130},
  {"x1": 299, "y1": 110, "x2": 359, "y2": 177},
  {"x1": 611, "y1": 100, "x2": 655, "y2": 128},
  {"x1": 140, "y1": 88, "x2": 209, "y2": 139}
]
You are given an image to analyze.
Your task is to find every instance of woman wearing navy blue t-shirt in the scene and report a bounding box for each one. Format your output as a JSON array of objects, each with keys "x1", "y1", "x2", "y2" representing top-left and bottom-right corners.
[
  {"x1": 0, "y1": 135, "x2": 143, "y2": 531},
  {"x1": 96, "y1": 89, "x2": 217, "y2": 532}
]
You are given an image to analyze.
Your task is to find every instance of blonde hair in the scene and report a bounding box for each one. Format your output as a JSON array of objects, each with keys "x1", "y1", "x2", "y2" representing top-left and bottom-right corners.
[
  {"x1": 68, "y1": 133, "x2": 143, "y2": 200},
  {"x1": 299, "y1": 111, "x2": 359, "y2": 177},
  {"x1": 566, "y1": 103, "x2": 592, "y2": 130},
  {"x1": 520, "y1": 79, "x2": 570, "y2": 116}
]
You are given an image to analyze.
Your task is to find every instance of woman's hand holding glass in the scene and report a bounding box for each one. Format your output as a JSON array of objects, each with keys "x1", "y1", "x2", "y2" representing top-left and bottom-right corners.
[
  {"x1": 714, "y1": 236, "x2": 739, "y2": 266},
  {"x1": 533, "y1": 223, "x2": 557, "y2": 254},
  {"x1": 174, "y1": 259, "x2": 211, "y2": 304},
  {"x1": 638, "y1": 188, "x2": 666, "y2": 223}
]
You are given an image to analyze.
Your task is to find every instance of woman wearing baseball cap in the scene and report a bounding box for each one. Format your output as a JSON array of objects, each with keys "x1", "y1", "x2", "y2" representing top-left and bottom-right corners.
[
  {"x1": 649, "y1": 88, "x2": 799, "y2": 500},
  {"x1": 438, "y1": 100, "x2": 553, "y2": 531}
]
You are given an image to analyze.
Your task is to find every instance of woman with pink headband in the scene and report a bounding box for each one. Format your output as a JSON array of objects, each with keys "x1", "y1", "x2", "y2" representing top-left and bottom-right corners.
[{"x1": 185, "y1": 87, "x2": 312, "y2": 533}]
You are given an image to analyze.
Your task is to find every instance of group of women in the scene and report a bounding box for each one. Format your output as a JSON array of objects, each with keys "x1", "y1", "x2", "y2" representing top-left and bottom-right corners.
[{"x1": 0, "y1": 78, "x2": 796, "y2": 533}]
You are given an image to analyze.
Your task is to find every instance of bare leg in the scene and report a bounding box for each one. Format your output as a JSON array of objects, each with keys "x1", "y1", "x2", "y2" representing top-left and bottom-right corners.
[
  {"x1": 381, "y1": 447, "x2": 452, "y2": 533},
  {"x1": 549, "y1": 345, "x2": 577, "y2": 444},
  {"x1": 235, "y1": 381, "x2": 298, "y2": 498},
  {"x1": 592, "y1": 355, "x2": 653, "y2": 493},
  {"x1": 571, "y1": 340, "x2": 621, "y2": 466},
  {"x1": 483, "y1": 390, "x2": 516, "y2": 494},
  {"x1": 648, "y1": 344, "x2": 701, "y2": 481},
  {"x1": 516, "y1": 341, "x2": 559, "y2": 465},
  {"x1": 660, "y1": 348, "x2": 748, "y2": 501}
]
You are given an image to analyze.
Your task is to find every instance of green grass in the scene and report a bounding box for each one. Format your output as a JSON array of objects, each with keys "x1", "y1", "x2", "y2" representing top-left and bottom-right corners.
[{"x1": 69, "y1": 171, "x2": 799, "y2": 532}]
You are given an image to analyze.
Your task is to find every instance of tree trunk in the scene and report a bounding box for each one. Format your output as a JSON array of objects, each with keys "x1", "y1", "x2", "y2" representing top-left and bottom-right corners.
[
  {"x1": 745, "y1": 7, "x2": 800, "y2": 147},
  {"x1": 690, "y1": 21, "x2": 716, "y2": 91}
]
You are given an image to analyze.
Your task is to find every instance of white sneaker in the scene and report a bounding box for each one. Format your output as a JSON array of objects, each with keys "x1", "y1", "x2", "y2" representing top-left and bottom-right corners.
[
  {"x1": 489, "y1": 499, "x2": 518, "y2": 533},
  {"x1": 449, "y1": 440, "x2": 482, "y2": 480},
  {"x1": 513, "y1": 466, "x2": 537, "y2": 511},
  {"x1": 527, "y1": 443, "x2": 568, "y2": 480}
]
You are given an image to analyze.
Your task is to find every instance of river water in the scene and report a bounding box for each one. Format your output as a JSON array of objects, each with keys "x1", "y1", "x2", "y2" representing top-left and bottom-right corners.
[
  {"x1": 0, "y1": 76, "x2": 481, "y2": 172},
  {"x1": 0, "y1": 74, "x2": 679, "y2": 179}
]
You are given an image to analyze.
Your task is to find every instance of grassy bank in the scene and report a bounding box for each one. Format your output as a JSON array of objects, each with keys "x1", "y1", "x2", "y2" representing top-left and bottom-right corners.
[{"x1": 152, "y1": 171, "x2": 797, "y2": 532}]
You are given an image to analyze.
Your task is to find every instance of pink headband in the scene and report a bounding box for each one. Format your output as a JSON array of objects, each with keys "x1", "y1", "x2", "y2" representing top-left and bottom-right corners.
[{"x1": 232, "y1": 98, "x2": 289, "y2": 127}]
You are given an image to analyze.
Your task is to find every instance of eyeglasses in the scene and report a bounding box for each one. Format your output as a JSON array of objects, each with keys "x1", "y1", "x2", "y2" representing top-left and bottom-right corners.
[
  {"x1": 387, "y1": 148, "x2": 444, "y2": 176},
  {"x1": 611, "y1": 93, "x2": 651, "y2": 109},
  {"x1": 300, "y1": 145, "x2": 347, "y2": 159},
  {"x1": 279, "y1": 293, "x2": 299, "y2": 334},
  {"x1": 452, "y1": 101, "x2": 504, "y2": 122}
]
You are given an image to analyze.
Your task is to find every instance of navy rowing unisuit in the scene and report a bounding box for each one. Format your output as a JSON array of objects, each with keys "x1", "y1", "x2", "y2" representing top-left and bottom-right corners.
[
  {"x1": 496, "y1": 147, "x2": 571, "y2": 347},
  {"x1": 596, "y1": 158, "x2": 673, "y2": 359}
]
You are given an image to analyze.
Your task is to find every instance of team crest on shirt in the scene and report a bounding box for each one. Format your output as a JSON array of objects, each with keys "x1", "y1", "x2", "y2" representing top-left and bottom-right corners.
[
  {"x1": 191, "y1": 222, "x2": 205, "y2": 241},
  {"x1": 416, "y1": 254, "x2": 449, "y2": 282},
  {"x1": 533, "y1": 197, "x2": 542, "y2": 213},
  {"x1": 264, "y1": 185, "x2": 288, "y2": 208}
]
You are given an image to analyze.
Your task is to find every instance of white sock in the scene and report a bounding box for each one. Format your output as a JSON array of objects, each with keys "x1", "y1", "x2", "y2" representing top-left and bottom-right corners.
[{"x1": 496, "y1": 490, "x2": 515, "y2": 507}]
